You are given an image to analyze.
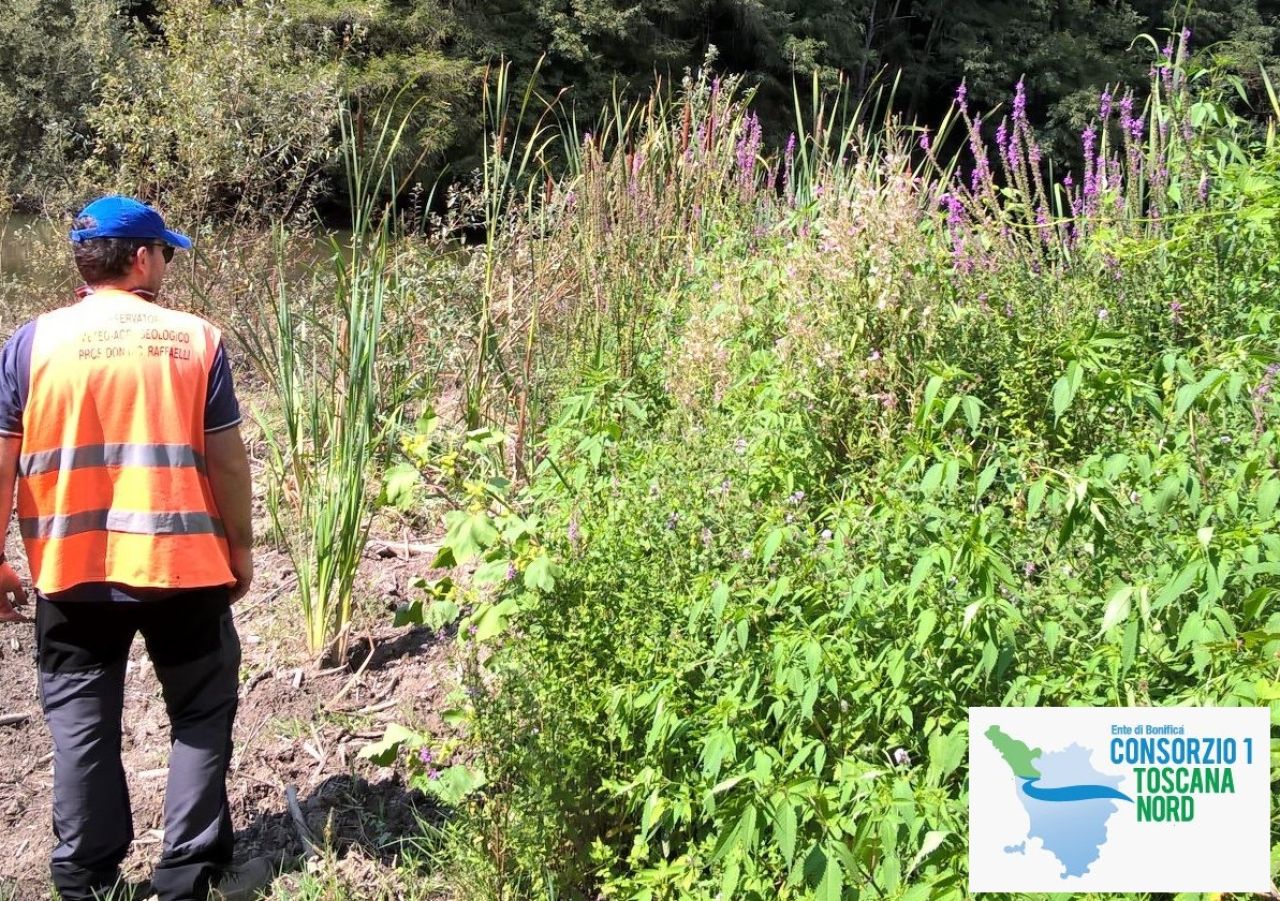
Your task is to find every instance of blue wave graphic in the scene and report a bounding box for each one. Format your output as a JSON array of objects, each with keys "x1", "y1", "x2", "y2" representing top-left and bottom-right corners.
[{"x1": 1021, "y1": 777, "x2": 1133, "y2": 803}]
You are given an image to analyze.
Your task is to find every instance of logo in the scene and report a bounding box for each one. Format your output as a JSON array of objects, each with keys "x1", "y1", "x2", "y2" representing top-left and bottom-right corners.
[{"x1": 968, "y1": 707, "x2": 1270, "y2": 892}]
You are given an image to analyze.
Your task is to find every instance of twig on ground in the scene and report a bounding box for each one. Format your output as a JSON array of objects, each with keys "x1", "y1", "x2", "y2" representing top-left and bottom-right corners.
[
  {"x1": 0, "y1": 712, "x2": 30, "y2": 727},
  {"x1": 324, "y1": 635, "x2": 376, "y2": 708},
  {"x1": 364, "y1": 539, "x2": 441, "y2": 559},
  {"x1": 353, "y1": 698, "x2": 398, "y2": 716},
  {"x1": 285, "y1": 784, "x2": 322, "y2": 859},
  {"x1": 241, "y1": 668, "x2": 273, "y2": 697}
]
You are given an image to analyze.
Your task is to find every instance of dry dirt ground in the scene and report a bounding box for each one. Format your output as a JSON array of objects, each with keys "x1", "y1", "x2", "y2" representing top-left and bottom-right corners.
[{"x1": 0, "y1": 512, "x2": 455, "y2": 900}]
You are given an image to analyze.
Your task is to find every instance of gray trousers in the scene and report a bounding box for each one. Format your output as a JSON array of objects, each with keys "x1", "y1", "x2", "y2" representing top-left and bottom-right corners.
[{"x1": 35, "y1": 589, "x2": 240, "y2": 901}]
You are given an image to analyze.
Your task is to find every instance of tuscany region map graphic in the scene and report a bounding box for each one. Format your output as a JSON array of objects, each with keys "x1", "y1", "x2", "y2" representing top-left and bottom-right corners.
[
  {"x1": 985, "y1": 725, "x2": 1132, "y2": 878},
  {"x1": 968, "y1": 707, "x2": 1270, "y2": 893}
]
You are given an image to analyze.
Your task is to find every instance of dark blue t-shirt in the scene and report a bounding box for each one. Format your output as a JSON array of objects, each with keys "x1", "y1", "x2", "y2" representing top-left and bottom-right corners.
[{"x1": 0, "y1": 304, "x2": 243, "y2": 601}]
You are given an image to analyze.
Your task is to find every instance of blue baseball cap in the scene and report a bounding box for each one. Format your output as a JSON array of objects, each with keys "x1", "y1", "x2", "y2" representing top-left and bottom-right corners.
[{"x1": 69, "y1": 195, "x2": 192, "y2": 249}]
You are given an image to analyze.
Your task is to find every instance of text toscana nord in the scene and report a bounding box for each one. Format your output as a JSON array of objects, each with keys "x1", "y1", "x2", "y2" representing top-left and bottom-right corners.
[{"x1": 1109, "y1": 725, "x2": 1248, "y2": 822}]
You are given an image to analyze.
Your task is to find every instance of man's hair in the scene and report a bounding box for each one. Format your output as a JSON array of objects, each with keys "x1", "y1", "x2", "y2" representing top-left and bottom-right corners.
[{"x1": 71, "y1": 216, "x2": 147, "y2": 284}]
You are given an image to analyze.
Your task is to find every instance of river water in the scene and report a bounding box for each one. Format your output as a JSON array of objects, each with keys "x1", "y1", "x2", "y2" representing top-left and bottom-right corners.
[
  {"x1": 0, "y1": 214, "x2": 76, "y2": 290},
  {"x1": 0, "y1": 212, "x2": 354, "y2": 293}
]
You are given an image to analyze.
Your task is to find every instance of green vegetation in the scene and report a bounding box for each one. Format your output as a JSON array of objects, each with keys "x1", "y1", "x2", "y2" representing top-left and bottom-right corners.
[
  {"x1": 6, "y1": 5, "x2": 1280, "y2": 897},
  {"x1": 366, "y1": 36, "x2": 1280, "y2": 898}
]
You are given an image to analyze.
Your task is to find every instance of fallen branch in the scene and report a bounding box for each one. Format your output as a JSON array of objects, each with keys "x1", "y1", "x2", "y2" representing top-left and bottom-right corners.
[
  {"x1": 0, "y1": 712, "x2": 30, "y2": 727},
  {"x1": 353, "y1": 698, "x2": 398, "y2": 716},
  {"x1": 285, "y1": 784, "x2": 322, "y2": 859},
  {"x1": 364, "y1": 539, "x2": 441, "y2": 559},
  {"x1": 324, "y1": 635, "x2": 376, "y2": 709}
]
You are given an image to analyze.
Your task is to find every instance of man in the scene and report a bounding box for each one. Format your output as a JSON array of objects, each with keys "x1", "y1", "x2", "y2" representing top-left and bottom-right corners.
[{"x1": 0, "y1": 196, "x2": 272, "y2": 900}]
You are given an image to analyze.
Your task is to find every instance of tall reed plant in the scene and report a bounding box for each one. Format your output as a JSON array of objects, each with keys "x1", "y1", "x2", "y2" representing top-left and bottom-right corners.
[{"x1": 244, "y1": 102, "x2": 415, "y2": 663}]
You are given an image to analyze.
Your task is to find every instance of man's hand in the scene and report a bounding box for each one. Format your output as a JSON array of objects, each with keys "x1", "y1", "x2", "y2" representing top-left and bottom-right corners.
[
  {"x1": 0, "y1": 561, "x2": 29, "y2": 622},
  {"x1": 229, "y1": 546, "x2": 254, "y2": 603}
]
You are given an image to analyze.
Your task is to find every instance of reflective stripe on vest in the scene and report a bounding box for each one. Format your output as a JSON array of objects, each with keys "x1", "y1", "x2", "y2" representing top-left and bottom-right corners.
[
  {"x1": 16, "y1": 289, "x2": 235, "y2": 594},
  {"x1": 19, "y1": 443, "x2": 206, "y2": 477},
  {"x1": 19, "y1": 509, "x2": 225, "y2": 541}
]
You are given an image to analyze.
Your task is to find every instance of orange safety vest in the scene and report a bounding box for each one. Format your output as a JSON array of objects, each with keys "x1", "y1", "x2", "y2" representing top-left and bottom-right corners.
[{"x1": 16, "y1": 288, "x2": 235, "y2": 594}]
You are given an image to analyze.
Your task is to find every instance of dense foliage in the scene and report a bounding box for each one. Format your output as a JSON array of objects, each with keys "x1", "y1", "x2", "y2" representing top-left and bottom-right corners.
[
  {"x1": 6, "y1": 0, "x2": 1280, "y2": 220},
  {"x1": 348, "y1": 36, "x2": 1280, "y2": 898}
]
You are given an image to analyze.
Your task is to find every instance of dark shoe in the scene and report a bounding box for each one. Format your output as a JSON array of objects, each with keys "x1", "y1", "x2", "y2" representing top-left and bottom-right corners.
[{"x1": 210, "y1": 857, "x2": 275, "y2": 901}]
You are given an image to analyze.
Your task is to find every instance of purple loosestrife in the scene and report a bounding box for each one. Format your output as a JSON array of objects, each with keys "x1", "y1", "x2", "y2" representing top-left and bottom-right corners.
[
  {"x1": 1099, "y1": 90, "x2": 1112, "y2": 122},
  {"x1": 1082, "y1": 125, "x2": 1098, "y2": 215},
  {"x1": 418, "y1": 747, "x2": 434, "y2": 766},
  {"x1": 1005, "y1": 127, "x2": 1020, "y2": 178},
  {"x1": 1127, "y1": 109, "x2": 1144, "y2": 143},
  {"x1": 919, "y1": 128, "x2": 931, "y2": 152},
  {"x1": 1198, "y1": 172, "x2": 1210, "y2": 203},
  {"x1": 942, "y1": 193, "x2": 964, "y2": 229},
  {"x1": 1012, "y1": 78, "x2": 1027, "y2": 125},
  {"x1": 784, "y1": 132, "x2": 797, "y2": 206},
  {"x1": 1169, "y1": 300, "x2": 1182, "y2": 324},
  {"x1": 1161, "y1": 42, "x2": 1174, "y2": 95},
  {"x1": 1104, "y1": 254, "x2": 1121, "y2": 281},
  {"x1": 955, "y1": 82, "x2": 968, "y2": 114}
]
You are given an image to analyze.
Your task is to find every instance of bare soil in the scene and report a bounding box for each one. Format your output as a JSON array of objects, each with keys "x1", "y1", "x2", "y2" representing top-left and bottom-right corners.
[{"x1": 0, "y1": 531, "x2": 456, "y2": 900}]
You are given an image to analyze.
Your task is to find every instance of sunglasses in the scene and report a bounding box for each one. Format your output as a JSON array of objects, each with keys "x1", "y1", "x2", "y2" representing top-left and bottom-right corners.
[{"x1": 146, "y1": 243, "x2": 175, "y2": 263}]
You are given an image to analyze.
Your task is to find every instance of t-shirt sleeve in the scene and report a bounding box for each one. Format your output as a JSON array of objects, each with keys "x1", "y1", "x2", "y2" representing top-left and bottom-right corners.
[
  {"x1": 0, "y1": 322, "x2": 35, "y2": 437},
  {"x1": 204, "y1": 342, "x2": 242, "y2": 434}
]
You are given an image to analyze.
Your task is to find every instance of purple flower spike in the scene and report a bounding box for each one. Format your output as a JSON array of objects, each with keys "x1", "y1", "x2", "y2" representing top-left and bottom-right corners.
[
  {"x1": 942, "y1": 193, "x2": 964, "y2": 229},
  {"x1": 955, "y1": 82, "x2": 968, "y2": 112},
  {"x1": 1013, "y1": 78, "x2": 1027, "y2": 124},
  {"x1": 1099, "y1": 90, "x2": 1112, "y2": 122},
  {"x1": 418, "y1": 747, "x2": 434, "y2": 766},
  {"x1": 1082, "y1": 125, "x2": 1098, "y2": 215},
  {"x1": 919, "y1": 128, "x2": 931, "y2": 152},
  {"x1": 1119, "y1": 95, "x2": 1134, "y2": 133}
]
